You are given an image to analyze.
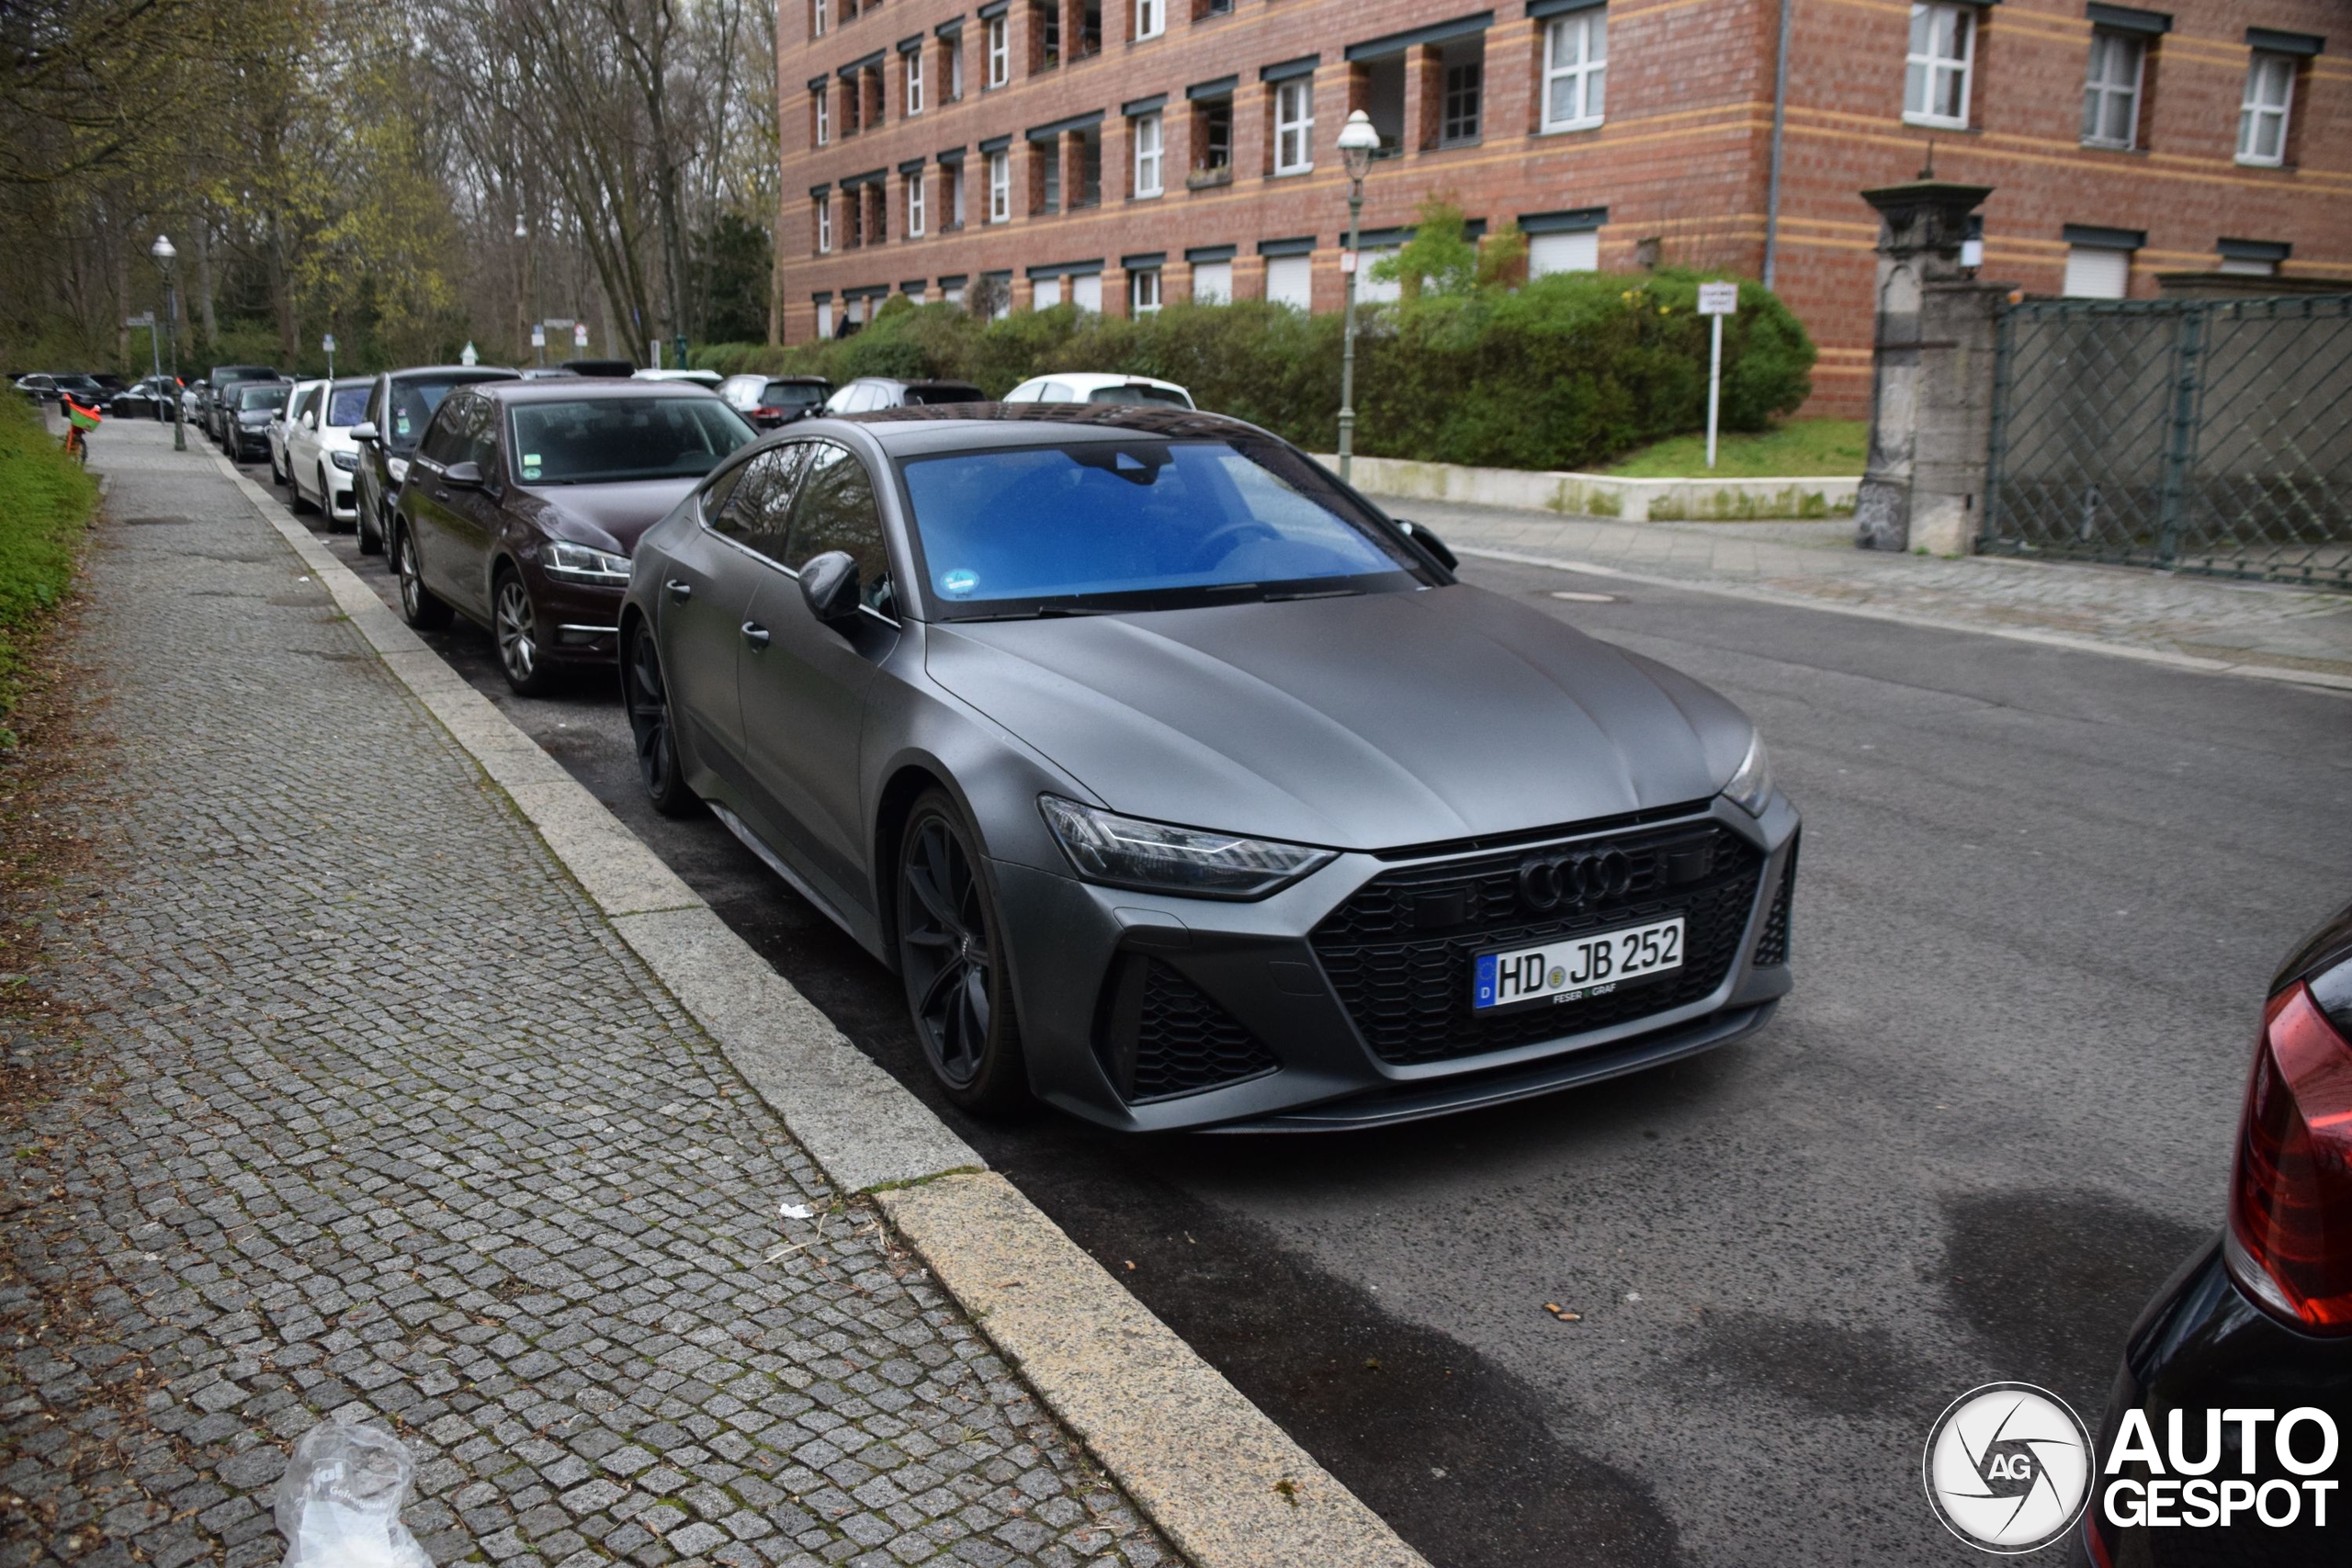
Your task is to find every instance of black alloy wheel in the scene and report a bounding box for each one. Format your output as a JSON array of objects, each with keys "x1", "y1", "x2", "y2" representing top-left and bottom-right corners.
[
  {"x1": 896, "y1": 790, "x2": 1030, "y2": 1114},
  {"x1": 624, "y1": 628, "x2": 697, "y2": 817},
  {"x1": 392, "y1": 525, "x2": 452, "y2": 630},
  {"x1": 494, "y1": 570, "x2": 559, "y2": 696}
]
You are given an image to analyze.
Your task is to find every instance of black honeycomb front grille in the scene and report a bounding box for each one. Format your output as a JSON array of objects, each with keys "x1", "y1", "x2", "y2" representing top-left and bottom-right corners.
[
  {"x1": 1311, "y1": 820, "x2": 1765, "y2": 1066},
  {"x1": 1113, "y1": 960, "x2": 1278, "y2": 1102},
  {"x1": 1754, "y1": 835, "x2": 1798, "y2": 967}
]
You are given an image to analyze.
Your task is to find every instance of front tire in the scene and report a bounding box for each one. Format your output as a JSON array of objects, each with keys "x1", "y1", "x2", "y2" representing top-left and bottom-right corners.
[
  {"x1": 290, "y1": 466, "x2": 316, "y2": 514},
  {"x1": 897, "y1": 790, "x2": 1031, "y2": 1115},
  {"x1": 493, "y1": 569, "x2": 559, "y2": 696},
  {"x1": 392, "y1": 524, "x2": 452, "y2": 630},
  {"x1": 624, "y1": 626, "x2": 698, "y2": 817}
]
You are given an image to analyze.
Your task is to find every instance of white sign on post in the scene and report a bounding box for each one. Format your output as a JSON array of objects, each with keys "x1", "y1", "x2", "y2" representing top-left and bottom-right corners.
[
  {"x1": 531, "y1": 324, "x2": 546, "y2": 347},
  {"x1": 322, "y1": 333, "x2": 336, "y2": 353},
  {"x1": 1697, "y1": 284, "x2": 1738, "y2": 469},
  {"x1": 573, "y1": 323, "x2": 589, "y2": 348}
]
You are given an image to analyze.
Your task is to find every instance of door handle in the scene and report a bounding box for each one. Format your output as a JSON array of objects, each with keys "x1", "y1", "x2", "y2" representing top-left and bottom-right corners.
[
  {"x1": 666, "y1": 579, "x2": 693, "y2": 603},
  {"x1": 432, "y1": 488, "x2": 449, "y2": 501},
  {"x1": 741, "y1": 622, "x2": 771, "y2": 649}
]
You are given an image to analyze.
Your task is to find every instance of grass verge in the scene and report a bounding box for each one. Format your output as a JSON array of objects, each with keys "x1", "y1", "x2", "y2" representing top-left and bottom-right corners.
[
  {"x1": 1608, "y1": 418, "x2": 1868, "y2": 479},
  {"x1": 0, "y1": 395, "x2": 97, "y2": 746}
]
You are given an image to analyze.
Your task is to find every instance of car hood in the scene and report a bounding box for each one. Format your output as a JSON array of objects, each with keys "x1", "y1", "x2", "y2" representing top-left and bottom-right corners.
[
  {"x1": 514, "y1": 477, "x2": 702, "y2": 555},
  {"x1": 924, "y1": 584, "x2": 1752, "y2": 852}
]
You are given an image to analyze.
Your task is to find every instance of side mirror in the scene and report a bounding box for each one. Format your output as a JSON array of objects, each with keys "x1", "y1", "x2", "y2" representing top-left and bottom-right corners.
[
  {"x1": 442, "y1": 460, "x2": 484, "y2": 489},
  {"x1": 351, "y1": 421, "x2": 378, "y2": 445},
  {"x1": 1395, "y1": 518, "x2": 1458, "y2": 572},
  {"x1": 302, "y1": 412, "x2": 317, "y2": 429},
  {"x1": 799, "y1": 550, "x2": 862, "y2": 625}
]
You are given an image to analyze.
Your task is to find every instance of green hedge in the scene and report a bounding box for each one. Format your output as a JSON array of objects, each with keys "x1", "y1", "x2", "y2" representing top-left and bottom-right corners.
[
  {"x1": 0, "y1": 395, "x2": 97, "y2": 745},
  {"x1": 695, "y1": 268, "x2": 1813, "y2": 473}
]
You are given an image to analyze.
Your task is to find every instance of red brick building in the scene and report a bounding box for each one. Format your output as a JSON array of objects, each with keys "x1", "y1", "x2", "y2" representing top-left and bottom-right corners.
[{"x1": 773, "y1": 0, "x2": 2350, "y2": 413}]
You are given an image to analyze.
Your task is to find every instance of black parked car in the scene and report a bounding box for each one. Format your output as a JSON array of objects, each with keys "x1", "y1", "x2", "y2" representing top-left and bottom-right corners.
[
  {"x1": 198, "y1": 365, "x2": 280, "y2": 444},
  {"x1": 720, "y1": 374, "x2": 833, "y2": 429},
  {"x1": 391, "y1": 380, "x2": 753, "y2": 694},
  {"x1": 2085, "y1": 898, "x2": 2352, "y2": 1566},
  {"x1": 348, "y1": 365, "x2": 520, "y2": 554},
  {"x1": 110, "y1": 375, "x2": 183, "y2": 421},
  {"x1": 616, "y1": 405, "x2": 1796, "y2": 1129},
  {"x1": 223, "y1": 381, "x2": 290, "y2": 461}
]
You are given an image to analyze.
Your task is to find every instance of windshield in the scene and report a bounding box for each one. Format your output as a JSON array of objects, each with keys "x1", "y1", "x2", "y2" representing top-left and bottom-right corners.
[
  {"x1": 240, "y1": 385, "x2": 288, "y2": 411},
  {"x1": 764, "y1": 380, "x2": 827, "y2": 407},
  {"x1": 385, "y1": 379, "x2": 471, "y2": 451},
  {"x1": 1088, "y1": 384, "x2": 1191, "y2": 408},
  {"x1": 508, "y1": 397, "x2": 754, "y2": 484},
  {"x1": 906, "y1": 384, "x2": 982, "y2": 406},
  {"x1": 326, "y1": 388, "x2": 368, "y2": 425},
  {"x1": 899, "y1": 438, "x2": 1425, "y2": 617}
]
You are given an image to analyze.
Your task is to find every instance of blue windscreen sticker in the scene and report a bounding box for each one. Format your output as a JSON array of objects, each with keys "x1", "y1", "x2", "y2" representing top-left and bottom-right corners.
[{"x1": 941, "y1": 569, "x2": 978, "y2": 596}]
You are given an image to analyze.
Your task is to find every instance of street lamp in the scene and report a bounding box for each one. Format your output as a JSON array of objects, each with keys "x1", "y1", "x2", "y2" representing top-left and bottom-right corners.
[
  {"x1": 150, "y1": 234, "x2": 186, "y2": 451},
  {"x1": 1334, "y1": 110, "x2": 1381, "y2": 485}
]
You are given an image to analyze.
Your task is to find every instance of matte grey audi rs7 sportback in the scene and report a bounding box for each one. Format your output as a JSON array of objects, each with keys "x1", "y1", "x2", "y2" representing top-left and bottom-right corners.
[{"x1": 618, "y1": 405, "x2": 1799, "y2": 1132}]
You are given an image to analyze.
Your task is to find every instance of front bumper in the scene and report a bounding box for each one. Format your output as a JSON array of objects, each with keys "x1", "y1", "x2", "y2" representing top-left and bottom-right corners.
[
  {"x1": 520, "y1": 563, "x2": 624, "y2": 665},
  {"x1": 2086, "y1": 1241, "x2": 2352, "y2": 1567},
  {"x1": 994, "y1": 794, "x2": 1799, "y2": 1133}
]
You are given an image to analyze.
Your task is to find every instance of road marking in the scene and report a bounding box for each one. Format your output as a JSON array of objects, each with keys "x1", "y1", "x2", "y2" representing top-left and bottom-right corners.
[{"x1": 1460, "y1": 546, "x2": 2352, "y2": 696}]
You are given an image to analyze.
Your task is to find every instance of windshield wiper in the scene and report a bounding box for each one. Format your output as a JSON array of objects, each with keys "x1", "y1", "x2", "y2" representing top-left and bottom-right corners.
[
  {"x1": 952, "y1": 604, "x2": 1111, "y2": 622},
  {"x1": 1262, "y1": 587, "x2": 1364, "y2": 602}
]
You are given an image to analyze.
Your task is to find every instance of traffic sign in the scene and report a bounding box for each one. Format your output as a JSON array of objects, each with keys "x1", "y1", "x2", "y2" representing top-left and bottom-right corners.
[
  {"x1": 531, "y1": 324, "x2": 547, "y2": 347},
  {"x1": 1697, "y1": 282, "x2": 1739, "y2": 315},
  {"x1": 573, "y1": 323, "x2": 589, "y2": 348},
  {"x1": 322, "y1": 333, "x2": 336, "y2": 353},
  {"x1": 124, "y1": 312, "x2": 155, "y2": 328}
]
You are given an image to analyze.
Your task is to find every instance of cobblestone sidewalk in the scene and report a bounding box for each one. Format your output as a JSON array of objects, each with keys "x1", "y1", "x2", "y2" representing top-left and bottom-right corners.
[
  {"x1": 2, "y1": 424, "x2": 1168, "y2": 1568},
  {"x1": 1389, "y1": 499, "x2": 2352, "y2": 682}
]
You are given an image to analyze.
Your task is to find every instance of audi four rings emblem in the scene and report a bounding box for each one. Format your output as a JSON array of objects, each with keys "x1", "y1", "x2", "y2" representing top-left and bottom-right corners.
[{"x1": 1517, "y1": 847, "x2": 1634, "y2": 911}]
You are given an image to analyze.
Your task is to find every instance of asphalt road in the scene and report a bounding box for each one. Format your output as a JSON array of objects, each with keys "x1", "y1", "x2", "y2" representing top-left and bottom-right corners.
[{"x1": 246, "y1": 457, "x2": 2352, "y2": 1567}]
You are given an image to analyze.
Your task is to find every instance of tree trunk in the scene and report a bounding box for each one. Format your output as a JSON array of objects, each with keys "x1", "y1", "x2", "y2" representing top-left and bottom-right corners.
[{"x1": 193, "y1": 209, "x2": 218, "y2": 345}]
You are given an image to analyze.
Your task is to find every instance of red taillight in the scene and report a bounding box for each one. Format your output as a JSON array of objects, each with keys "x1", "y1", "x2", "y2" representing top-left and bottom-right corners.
[
  {"x1": 2227, "y1": 982, "x2": 2352, "y2": 1333},
  {"x1": 751, "y1": 406, "x2": 781, "y2": 419}
]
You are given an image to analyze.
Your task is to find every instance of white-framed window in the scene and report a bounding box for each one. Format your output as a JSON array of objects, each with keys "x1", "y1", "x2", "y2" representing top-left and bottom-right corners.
[
  {"x1": 2081, "y1": 30, "x2": 2143, "y2": 148},
  {"x1": 1133, "y1": 111, "x2": 1163, "y2": 197},
  {"x1": 1264, "y1": 254, "x2": 1312, "y2": 310},
  {"x1": 1273, "y1": 79, "x2": 1314, "y2": 175},
  {"x1": 908, "y1": 170, "x2": 926, "y2": 236},
  {"x1": 813, "y1": 0, "x2": 828, "y2": 37},
  {"x1": 1192, "y1": 260, "x2": 1232, "y2": 303},
  {"x1": 906, "y1": 51, "x2": 925, "y2": 115},
  {"x1": 1529, "y1": 229, "x2": 1600, "y2": 276},
  {"x1": 2062, "y1": 244, "x2": 2130, "y2": 299},
  {"x1": 1541, "y1": 9, "x2": 1607, "y2": 131},
  {"x1": 987, "y1": 16, "x2": 1010, "y2": 86},
  {"x1": 1131, "y1": 267, "x2": 1162, "y2": 313},
  {"x1": 988, "y1": 150, "x2": 1011, "y2": 220},
  {"x1": 949, "y1": 37, "x2": 965, "y2": 99},
  {"x1": 814, "y1": 85, "x2": 830, "y2": 146},
  {"x1": 2237, "y1": 53, "x2": 2295, "y2": 165},
  {"x1": 1135, "y1": 0, "x2": 1164, "y2": 41},
  {"x1": 816, "y1": 197, "x2": 832, "y2": 254},
  {"x1": 1905, "y1": 3, "x2": 1974, "y2": 129}
]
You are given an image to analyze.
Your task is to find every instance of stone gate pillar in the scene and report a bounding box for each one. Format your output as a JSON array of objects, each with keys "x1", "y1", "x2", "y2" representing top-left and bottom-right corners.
[{"x1": 1853, "y1": 180, "x2": 2012, "y2": 554}]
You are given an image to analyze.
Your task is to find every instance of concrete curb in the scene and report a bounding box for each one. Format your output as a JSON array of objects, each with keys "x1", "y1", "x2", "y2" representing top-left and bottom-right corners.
[
  {"x1": 1454, "y1": 545, "x2": 2352, "y2": 696},
  {"x1": 200, "y1": 449, "x2": 1430, "y2": 1568}
]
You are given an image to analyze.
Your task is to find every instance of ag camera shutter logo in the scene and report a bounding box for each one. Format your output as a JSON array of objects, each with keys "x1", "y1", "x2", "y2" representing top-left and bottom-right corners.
[{"x1": 1922, "y1": 1383, "x2": 2092, "y2": 1553}]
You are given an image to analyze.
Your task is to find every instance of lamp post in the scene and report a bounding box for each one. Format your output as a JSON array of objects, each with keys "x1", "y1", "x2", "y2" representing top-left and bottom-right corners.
[
  {"x1": 151, "y1": 234, "x2": 186, "y2": 451},
  {"x1": 1334, "y1": 110, "x2": 1380, "y2": 485}
]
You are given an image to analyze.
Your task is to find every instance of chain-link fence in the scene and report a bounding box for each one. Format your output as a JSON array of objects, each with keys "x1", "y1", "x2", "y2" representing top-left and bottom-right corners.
[{"x1": 1982, "y1": 295, "x2": 2352, "y2": 590}]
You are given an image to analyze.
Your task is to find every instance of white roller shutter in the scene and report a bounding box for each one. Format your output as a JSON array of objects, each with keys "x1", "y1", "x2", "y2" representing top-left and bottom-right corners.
[
  {"x1": 1192, "y1": 261, "x2": 1232, "y2": 304},
  {"x1": 1070, "y1": 272, "x2": 1102, "y2": 312},
  {"x1": 1264, "y1": 254, "x2": 1313, "y2": 310},
  {"x1": 2062, "y1": 245, "x2": 2130, "y2": 299},
  {"x1": 1529, "y1": 230, "x2": 1600, "y2": 276},
  {"x1": 1034, "y1": 276, "x2": 1065, "y2": 308}
]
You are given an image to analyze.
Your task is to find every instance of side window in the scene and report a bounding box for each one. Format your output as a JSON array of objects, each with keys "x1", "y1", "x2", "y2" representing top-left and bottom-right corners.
[
  {"x1": 468, "y1": 400, "x2": 501, "y2": 473},
  {"x1": 716, "y1": 445, "x2": 809, "y2": 558},
  {"x1": 785, "y1": 444, "x2": 893, "y2": 611},
  {"x1": 418, "y1": 397, "x2": 470, "y2": 465},
  {"x1": 699, "y1": 457, "x2": 752, "y2": 525}
]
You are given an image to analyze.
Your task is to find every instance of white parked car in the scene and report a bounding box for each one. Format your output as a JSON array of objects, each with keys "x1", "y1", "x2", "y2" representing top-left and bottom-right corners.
[
  {"x1": 633, "y1": 368, "x2": 723, "y2": 389},
  {"x1": 1001, "y1": 372, "x2": 1193, "y2": 409},
  {"x1": 267, "y1": 379, "x2": 321, "y2": 484},
  {"x1": 282, "y1": 377, "x2": 372, "y2": 528}
]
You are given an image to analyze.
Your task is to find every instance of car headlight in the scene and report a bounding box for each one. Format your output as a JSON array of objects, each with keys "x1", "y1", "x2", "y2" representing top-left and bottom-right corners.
[
  {"x1": 1723, "y1": 733, "x2": 1771, "y2": 817},
  {"x1": 330, "y1": 450, "x2": 357, "y2": 470},
  {"x1": 542, "y1": 540, "x2": 632, "y2": 585},
  {"x1": 1038, "y1": 795, "x2": 1335, "y2": 900}
]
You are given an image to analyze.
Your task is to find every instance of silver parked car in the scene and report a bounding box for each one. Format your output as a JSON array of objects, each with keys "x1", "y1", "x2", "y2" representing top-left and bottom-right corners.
[{"x1": 616, "y1": 405, "x2": 1798, "y2": 1131}]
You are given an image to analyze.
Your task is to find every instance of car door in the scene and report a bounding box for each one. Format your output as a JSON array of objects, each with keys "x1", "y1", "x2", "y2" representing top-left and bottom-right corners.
[
  {"x1": 659, "y1": 445, "x2": 808, "y2": 797},
  {"x1": 735, "y1": 439, "x2": 898, "y2": 913},
  {"x1": 286, "y1": 388, "x2": 318, "y2": 483},
  {"x1": 404, "y1": 398, "x2": 476, "y2": 599},
  {"x1": 440, "y1": 394, "x2": 505, "y2": 621}
]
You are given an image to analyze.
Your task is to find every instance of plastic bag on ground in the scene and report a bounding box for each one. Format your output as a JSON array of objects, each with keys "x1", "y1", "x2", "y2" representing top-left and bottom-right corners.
[{"x1": 273, "y1": 1421, "x2": 435, "y2": 1568}]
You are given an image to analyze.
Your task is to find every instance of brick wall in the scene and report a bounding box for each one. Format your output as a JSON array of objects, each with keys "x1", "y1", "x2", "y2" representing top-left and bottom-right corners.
[{"x1": 776, "y1": 0, "x2": 2352, "y2": 417}]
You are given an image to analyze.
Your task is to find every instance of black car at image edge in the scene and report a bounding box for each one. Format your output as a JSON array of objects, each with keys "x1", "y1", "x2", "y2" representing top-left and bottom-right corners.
[{"x1": 2086, "y1": 896, "x2": 2352, "y2": 1567}]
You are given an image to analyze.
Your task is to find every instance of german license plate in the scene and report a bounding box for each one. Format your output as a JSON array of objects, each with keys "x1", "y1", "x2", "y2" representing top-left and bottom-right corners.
[{"x1": 1472, "y1": 917, "x2": 1685, "y2": 1011}]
